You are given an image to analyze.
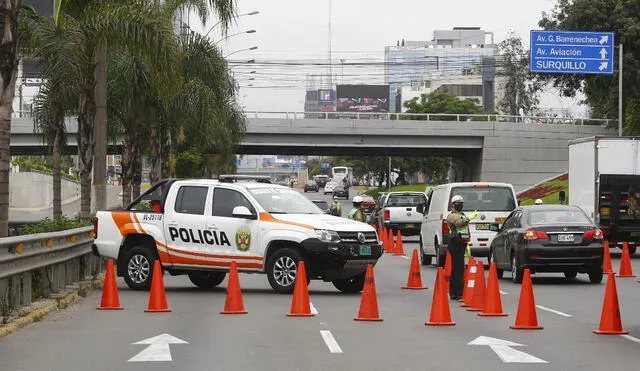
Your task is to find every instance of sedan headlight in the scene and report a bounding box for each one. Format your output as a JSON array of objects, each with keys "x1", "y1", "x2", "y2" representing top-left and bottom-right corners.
[{"x1": 315, "y1": 229, "x2": 341, "y2": 243}]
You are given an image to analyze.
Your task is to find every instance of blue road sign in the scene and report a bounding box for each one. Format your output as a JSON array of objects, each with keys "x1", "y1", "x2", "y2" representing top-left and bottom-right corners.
[
  {"x1": 320, "y1": 163, "x2": 330, "y2": 169},
  {"x1": 530, "y1": 31, "x2": 614, "y2": 74}
]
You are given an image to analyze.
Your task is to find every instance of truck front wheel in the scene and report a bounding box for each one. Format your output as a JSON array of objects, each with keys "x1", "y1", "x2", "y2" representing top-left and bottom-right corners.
[
  {"x1": 267, "y1": 248, "x2": 308, "y2": 294},
  {"x1": 123, "y1": 246, "x2": 157, "y2": 290}
]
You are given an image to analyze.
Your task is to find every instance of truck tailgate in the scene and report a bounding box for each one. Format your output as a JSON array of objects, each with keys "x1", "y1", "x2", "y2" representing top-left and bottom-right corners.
[{"x1": 387, "y1": 206, "x2": 422, "y2": 223}]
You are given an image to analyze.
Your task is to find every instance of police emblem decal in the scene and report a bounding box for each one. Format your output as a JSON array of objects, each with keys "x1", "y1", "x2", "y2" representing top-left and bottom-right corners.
[{"x1": 235, "y1": 226, "x2": 251, "y2": 252}]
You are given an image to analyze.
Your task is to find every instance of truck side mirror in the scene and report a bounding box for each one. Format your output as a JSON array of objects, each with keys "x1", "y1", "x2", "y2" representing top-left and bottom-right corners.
[
  {"x1": 232, "y1": 206, "x2": 257, "y2": 220},
  {"x1": 416, "y1": 203, "x2": 425, "y2": 214}
]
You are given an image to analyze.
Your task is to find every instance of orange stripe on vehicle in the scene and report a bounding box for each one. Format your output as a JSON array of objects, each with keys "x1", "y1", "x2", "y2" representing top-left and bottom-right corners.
[
  {"x1": 259, "y1": 212, "x2": 314, "y2": 230},
  {"x1": 168, "y1": 254, "x2": 263, "y2": 269},
  {"x1": 156, "y1": 241, "x2": 264, "y2": 261},
  {"x1": 111, "y1": 212, "x2": 134, "y2": 236},
  {"x1": 132, "y1": 214, "x2": 147, "y2": 234},
  {"x1": 157, "y1": 249, "x2": 173, "y2": 264}
]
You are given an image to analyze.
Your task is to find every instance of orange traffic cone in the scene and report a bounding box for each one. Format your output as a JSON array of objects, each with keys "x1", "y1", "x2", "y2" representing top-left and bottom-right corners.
[
  {"x1": 593, "y1": 273, "x2": 629, "y2": 334},
  {"x1": 460, "y1": 256, "x2": 477, "y2": 307},
  {"x1": 478, "y1": 263, "x2": 508, "y2": 317},
  {"x1": 97, "y1": 259, "x2": 123, "y2": 310},
  {"x1": 443, "y1": 251, "x2": 452, "y2": 293},
  {"x1": 355, "y1": 264, "x2": 383, "y2": 321},
  {"x1": 603, "y1": 240, "x2": 614, "y2": 274},
  {"x1": 287, "y1": 261, "x2": 314, "y2": 317},
  {"x1": 388, "y1": 228, "x2": 396, "y2": 254},
  {"x1": 393, "y1": 230, "x2": 405, "y2": 256},
  {"x1": 145, "y1": 260, "x2": 171, "y2": 312},
  {"x1": 382, "y1": 227, "x2": 391, "y2": 253},
  {"x1": 467, "y1": 261, "x2": 486, "y2": 312},
  {"x1": 220, "y1": 261, "x2": 247, "y2": 314},
  {"x1": 510, "y1": 269, "x2": 542, "y2": 329},
  {"x1": 617, "y1": 242, "x2": 635, "y2": 277},
  {"x1": 402, "y1": 249, "x2": 428, "y2": 290},
  {"x1": 425, "y1": 267, "x2": 455, "y2": 326}
]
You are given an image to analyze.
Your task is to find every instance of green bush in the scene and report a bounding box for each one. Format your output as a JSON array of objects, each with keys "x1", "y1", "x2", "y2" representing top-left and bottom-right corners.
[{"x1": 20, "y1": 216, "x2": 91, "y2": 235}]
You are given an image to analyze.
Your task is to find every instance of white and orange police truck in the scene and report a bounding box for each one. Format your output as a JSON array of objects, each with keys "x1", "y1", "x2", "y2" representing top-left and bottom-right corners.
[{"x1": 92, "y1": 176, "x2": 383, "y2": 293}]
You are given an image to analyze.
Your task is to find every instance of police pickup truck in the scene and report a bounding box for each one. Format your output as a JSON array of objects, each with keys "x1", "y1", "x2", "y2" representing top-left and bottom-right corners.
[
  {"x1": 92, "y1": 176, "x2": 383, "y2": 293},
  {"x1": 377, "y1": 191, "x2": 428, "y2": 236}
]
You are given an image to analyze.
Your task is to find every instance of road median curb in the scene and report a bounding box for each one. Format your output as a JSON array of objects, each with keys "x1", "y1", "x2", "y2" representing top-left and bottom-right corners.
[{"x1": 0, "y1": 274, "x2": 104, "y2": 339}]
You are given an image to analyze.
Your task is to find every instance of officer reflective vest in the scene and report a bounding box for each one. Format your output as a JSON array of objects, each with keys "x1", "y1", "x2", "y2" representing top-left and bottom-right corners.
[{"x1": 348, "y1": 208, "x2": 365, "y2": 222}]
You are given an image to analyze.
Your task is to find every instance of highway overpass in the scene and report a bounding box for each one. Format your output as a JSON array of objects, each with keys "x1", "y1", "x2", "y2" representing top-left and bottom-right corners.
[{"x1": 10, "y1": 112, "x2": 615, "y2": 191}]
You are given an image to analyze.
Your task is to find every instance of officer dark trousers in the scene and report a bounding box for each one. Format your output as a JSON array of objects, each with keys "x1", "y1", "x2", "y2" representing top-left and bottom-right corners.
[{"x1": 448, "y1": 235, "x2": 466, "y2": 298}]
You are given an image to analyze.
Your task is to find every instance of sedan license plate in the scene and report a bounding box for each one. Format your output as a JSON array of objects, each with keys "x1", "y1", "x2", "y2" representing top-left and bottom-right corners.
[
  {"x1": 475, "y1": 223, "x2": 490, "y2": 230},
  {"x1": 359, "y1": 245, "x2": 371, "y2": 256},
  {"x1": 557, "y1": 234, "x2": 575, "y2": 242}
]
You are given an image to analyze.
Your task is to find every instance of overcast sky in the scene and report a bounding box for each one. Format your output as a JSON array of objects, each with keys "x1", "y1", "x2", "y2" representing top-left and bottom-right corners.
[{"x1": 189, "y1": 0, "x2": 586, "y2": 115}]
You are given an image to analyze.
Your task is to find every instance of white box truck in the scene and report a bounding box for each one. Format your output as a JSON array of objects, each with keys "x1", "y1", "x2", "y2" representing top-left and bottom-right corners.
[{"x1": 569, "y1": 136, "x2": 640, "y2": 253}]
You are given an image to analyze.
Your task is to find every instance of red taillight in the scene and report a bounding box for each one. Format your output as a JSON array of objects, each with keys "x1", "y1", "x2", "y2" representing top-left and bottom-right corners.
[
  {"x1": 584, "y1": 229, "x2": 603, "y2": 240},
  {"x1": 523, "y1": 230, "x2": 548, "y2": 240},
  {"x1": 442, "y1": 220, "x2": 450, "y2": 235},
  {"x1": 92, "y1": 217, "x2": 98, "y2": 238},
  {"x1": 384, "y1": 210, "x2": 390, "y2": 220}
]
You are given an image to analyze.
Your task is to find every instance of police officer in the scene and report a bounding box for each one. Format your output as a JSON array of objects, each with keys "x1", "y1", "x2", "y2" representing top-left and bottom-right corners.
[
  {"x1": 348, "y1": 195, "x2": 366, "y2": 222},
  {"x1": 446, "y1": 195, "x2": 479, "y2": 300},
  {"x1": 330, "y1": 195, "x2": 342, "y2": 217}
]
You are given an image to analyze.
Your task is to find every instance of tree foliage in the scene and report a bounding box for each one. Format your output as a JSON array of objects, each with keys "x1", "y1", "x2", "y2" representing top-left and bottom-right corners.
[
  {"x1": 403, "y1": 90, "x2": 484, "y2": 119},
  {"x1": 539, "y1": 0, "x2": 640, "y2": 133}
]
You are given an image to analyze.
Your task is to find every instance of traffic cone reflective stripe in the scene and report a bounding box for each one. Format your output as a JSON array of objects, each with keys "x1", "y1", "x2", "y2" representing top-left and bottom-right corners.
[
  {"x1": 466, "y1": 261, "x2": 486, "y2": 312},
  {"x1": 97, "y1": 259, "x2": 123, "y2": 310},
  {"x1": 220, "y1": 261, "x2": 247, "y2": 314},
  {"x1": 393, "y1": 230, "x2": 405, "y2": 256},
  {"x1": 355, "y1": 264, "x2": 383, "y2": 321},
  {"x1": 402, "y1": 249, "x2": 428, "y2": 290},
  {"x1": 425, "y1": 267, "x2": 455, "y2": 326},
  {"x1": 444, "y1": 251, "x2": 452, "y2": 293},
  {"x1": 603, "y1": 240, "x2": 614, "y2": 274},
  {"x1": 145, "y1": 260, "x2": 171, "y2": 312},
  {"x1": 287, "y1": 261, "x2": 314, "y2": 317},
  {"x1": 460, "y1": 256, "x2": 476, "y2": 306},
  {"x1": 617, "y1": 242, "x2": 635, "y2": 277},
  {"x1": 510, "y1": 269, "x2": 543, "y2": 330},
  {"x1": 478, "y1": 263, "x2": 508, "y2": 317},
  {"x1": 593, "y1": 273, "x2": 629, "y2": 334}
]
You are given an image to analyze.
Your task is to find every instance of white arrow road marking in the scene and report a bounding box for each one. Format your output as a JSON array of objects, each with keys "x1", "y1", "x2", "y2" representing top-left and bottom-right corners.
[
  {"x1": 310, "y1": 302, "x2": 319, "y2": 315},
  {"x1": 128, "y1": 334, "x2": 188, "y2": 362},
  {"x1": 536, "y1": 305, "x2": 572, "y2": 318},
  {"x1": 320, "y1": 330, "x2": 343, "y2": 353},
  {"x1": 468, "y1": 336, "x2": 547, "y2": 364},
  {"x1": 621, "y1": 334, "x2": 640, "y2": 344},
  {"x1": 600, "y1": 48, "x2": 608, "y2": 59},
  {"x1": 600, "y1": 35, "x2": 609, "y2": 44}
]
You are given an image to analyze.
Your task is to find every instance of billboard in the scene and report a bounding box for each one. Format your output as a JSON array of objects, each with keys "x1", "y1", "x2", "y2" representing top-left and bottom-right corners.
[
  {"x1": 318, "y1": 89, "x2": 335, "y2": 104},
  {"x1": 336, "y1": 85, "x2": 390, "y2": 112}
]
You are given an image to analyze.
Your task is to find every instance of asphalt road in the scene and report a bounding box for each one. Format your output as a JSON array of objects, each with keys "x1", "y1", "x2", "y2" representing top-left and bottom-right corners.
[{"x1": 2, "y1": 187, "x2": 640, "y2": 370}]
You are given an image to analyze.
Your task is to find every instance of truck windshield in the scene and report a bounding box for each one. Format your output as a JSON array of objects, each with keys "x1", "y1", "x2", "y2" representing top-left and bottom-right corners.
[
  {"x1": 451, "y1": 186, "x2": 516, "y2": 212},
  {"x1": 387, "y1": 194, "x2": 426, "y2": 207},
  {"x1": 249, "y1": 188, "x2": 323, "y2": 214}
]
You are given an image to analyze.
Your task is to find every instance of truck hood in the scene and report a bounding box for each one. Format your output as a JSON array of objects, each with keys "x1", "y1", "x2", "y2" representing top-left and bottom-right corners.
[{"x1": 269, "y1": 214, "x2": 375, "y2": 232}]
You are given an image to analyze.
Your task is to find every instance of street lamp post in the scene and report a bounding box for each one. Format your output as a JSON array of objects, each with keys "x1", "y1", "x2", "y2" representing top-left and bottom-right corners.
[
  {"x1": 214, "y1": 30, "x2": 256, "y2": 45},
  {"x1": 204, "y1": 10, "x2": 259, "y2": 37},
  {"x1": 225, "y1": 46, "x2": 258, "y2": 58}
]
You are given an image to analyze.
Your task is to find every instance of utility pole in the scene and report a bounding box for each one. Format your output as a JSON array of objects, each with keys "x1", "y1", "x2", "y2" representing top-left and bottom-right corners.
[
  {"x1": 619, "y1": 43, "x2": 623, "y2": 137},
  {"x1": 388, "y1": 156, "x2": 391, "y2": 191},
  {"x1": 327, "y1": 0, "x2": 332, "y2": 87}
]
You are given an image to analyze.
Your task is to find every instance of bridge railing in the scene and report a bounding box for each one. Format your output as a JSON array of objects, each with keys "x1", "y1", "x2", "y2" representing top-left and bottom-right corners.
[
  {"x1": 0, "y1": 227, "x2": 103, "y2": 319},
  {"x1": 245, "y1": 111, "x2": 614, "y2": 126}
]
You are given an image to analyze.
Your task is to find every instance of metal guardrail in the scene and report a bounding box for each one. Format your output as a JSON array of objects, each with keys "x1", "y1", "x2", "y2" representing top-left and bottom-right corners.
[
  {"x1": 0, "y1": 227, "x2": 103, "y2": 316},
  {"x1": 245, "y1": 111, "x2": 614, "y2": 126}
]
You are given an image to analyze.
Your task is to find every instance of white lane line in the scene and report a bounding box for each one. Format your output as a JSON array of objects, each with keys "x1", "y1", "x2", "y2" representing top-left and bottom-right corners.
[
  {"x1": 320, "y1": 330, "x2": 343, "y2": 353},
  {"x1": 400, "y1": 255, "x2": 410, "y2": 259},
  {"x1": 536, "y1": 305, "x2": 572, "y2": 318},
  {"x1": 621, "y1": 334, "x2": 640, "y2": 344},
  {"x1": 500, "y1": 290, "x2": 508, "y2": 295},
  {"x1": 310, "y1": 302, "x2": 318, "y2": 315}
]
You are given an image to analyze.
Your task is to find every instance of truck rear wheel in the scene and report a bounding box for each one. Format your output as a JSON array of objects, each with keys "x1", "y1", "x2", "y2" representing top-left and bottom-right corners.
[
  {"x1": 267, "y1": 248, "x2": 308, "y2": 294},
  {"x1": 332, "y1": 273, "x2": 365, "y2": 293},
  {"x1": 123, "y1": 246, "x2": 157, "y2": 290},
  {"x1": 188, "y1": 271, "x2": 226, "y2": 289}
]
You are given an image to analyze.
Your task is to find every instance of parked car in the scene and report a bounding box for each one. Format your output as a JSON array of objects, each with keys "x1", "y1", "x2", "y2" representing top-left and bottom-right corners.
[
  {"x1": 312, "y1": 200, "x2": 331, "y2": 214},
  {"x1": 324, "y1": 181, "x2": 338, "y2": 195},
  {"x1": 313, "y1": 175, "x2": 330, "y2": 188},
  {"x1": 304, "y1": 180, "x2": 319, "y2": 192},
  {"x1": 488, "y1": 204, "x2": 604, "y2": 284},
  {"x1": 333, "y1": 185, "x2": 349, "y2": 199}
]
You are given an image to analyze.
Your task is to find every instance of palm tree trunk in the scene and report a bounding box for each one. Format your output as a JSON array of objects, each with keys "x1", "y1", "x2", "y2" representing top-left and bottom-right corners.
[
  {"x1": 121, "y1": 143, "x2": 132, "y2": 206},
  {"x1": 149, "y1": 122, "x2": 161, "y2": 184},
  {"x1": 77, "y1": 82, "x2": 96, "y2": 222},
  {"x1": 52, "y1": 125, "x2": 62, "y2": 219},
  {"x1": 132, "y1": 140, "x2": 141, "y2": 200},
  {"x1": 0, "y1": 1, "x2": 20, "y2": 237}
]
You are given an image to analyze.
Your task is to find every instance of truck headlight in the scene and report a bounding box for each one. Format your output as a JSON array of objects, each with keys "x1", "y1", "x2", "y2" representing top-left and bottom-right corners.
[{"x1": 315, "y1": 229, "x2": 341, "y2": 243}]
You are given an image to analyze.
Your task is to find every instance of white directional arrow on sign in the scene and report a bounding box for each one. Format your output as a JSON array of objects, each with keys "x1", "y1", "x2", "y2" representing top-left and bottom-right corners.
[
  {"x1": 468, "y1": 336, "x2": 548, "y2": 364},
  {"x1": 600, "y1": 35, "x2": 609, "y2": 44},
  {"x1": 128, "y1": 334, "x2": 188, "y2": 362},
  {"x1": 600, "y1": 48, "x2": 608, "y2": 59},
  {"x1": 599, "y1": 62, "x2": 609, "y2": 71}
]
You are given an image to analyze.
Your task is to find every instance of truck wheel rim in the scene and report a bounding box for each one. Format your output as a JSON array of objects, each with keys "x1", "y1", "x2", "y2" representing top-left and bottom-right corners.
[
  {"x1": 128, "y1": 254, "x2": 150, "y2": 284},
  {"x1": 273, "y1": 256, "x2": 297, "y2": 287}
]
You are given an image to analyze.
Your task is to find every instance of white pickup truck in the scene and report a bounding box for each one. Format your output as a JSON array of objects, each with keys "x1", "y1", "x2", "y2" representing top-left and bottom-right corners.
[
  {"x1": 376, "y1": 191, "x2": 427, "y2": 236},
  {"x1": 92, "y1": 176, "x2": 383, "y2": 294}
]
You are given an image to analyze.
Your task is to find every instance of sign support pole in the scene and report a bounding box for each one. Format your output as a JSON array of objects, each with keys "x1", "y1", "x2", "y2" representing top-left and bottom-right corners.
[
  {"x1": 388, "y1": 156, "x2": 391, "y2": 191},
  {"x1": 619, "y1": 43, "x2": 623, "y2": 137}
]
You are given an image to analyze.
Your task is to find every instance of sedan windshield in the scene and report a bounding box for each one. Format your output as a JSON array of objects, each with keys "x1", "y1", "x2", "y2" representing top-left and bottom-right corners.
[
  {"x1": 528, "y1": 209, "x2": 591, "y2": 225},
  {"x1": 249, "y1": 187, "x2": 322, "y2": 214}
]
